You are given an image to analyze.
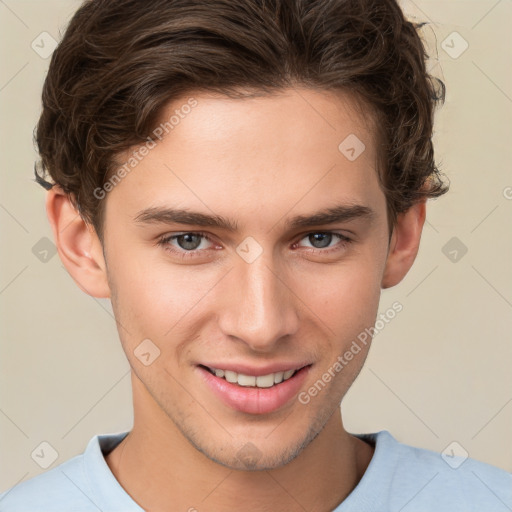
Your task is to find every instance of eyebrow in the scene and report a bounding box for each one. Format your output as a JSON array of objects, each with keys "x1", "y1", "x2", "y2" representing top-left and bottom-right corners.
[{"x1": 134, "y1": 203, "x2": 376, "y2": 232}]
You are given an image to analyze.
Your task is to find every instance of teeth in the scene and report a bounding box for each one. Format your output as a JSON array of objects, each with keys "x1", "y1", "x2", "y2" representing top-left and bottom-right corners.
[
  {"x1": 256, "y1": 374, "x2": 274, "y2": 388},
  {"x1": 225, "y1": 370, "x2": 238, "y2": 383},
  {"x1": 238, "y1": 374, "x2": 256, "y2": 386},
  {"x1": 283, "y1": 369, "x2": 295, "y2": 379},
  {"x1": 208, "y1": 367, "x2": 299, "y2": 388}
]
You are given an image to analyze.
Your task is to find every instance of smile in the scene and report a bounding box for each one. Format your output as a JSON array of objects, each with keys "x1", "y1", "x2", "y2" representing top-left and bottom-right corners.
[
  {"x1": 197, "y1": 364, "x2": 312, "y2": 414},
  {"x1": 202, "y1": 365, "x2": 302, "y2": 388}
]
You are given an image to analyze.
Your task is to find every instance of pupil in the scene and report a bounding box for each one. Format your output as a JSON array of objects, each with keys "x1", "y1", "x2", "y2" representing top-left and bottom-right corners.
[
  {"x1": 310, "y1": 233, "x2": 331, "y2": 248},
  {"x1": 178, "y1": 233, "x2": 201, "y2": 250}
]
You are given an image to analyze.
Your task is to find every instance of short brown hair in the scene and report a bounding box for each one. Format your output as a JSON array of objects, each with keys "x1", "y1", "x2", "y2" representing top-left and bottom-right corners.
[{"x1": 34, "y1": 0, "x2": 448, "y2": 242}]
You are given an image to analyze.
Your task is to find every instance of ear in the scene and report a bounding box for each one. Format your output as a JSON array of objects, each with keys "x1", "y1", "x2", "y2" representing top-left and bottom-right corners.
[
  {"x1": 45, "y1": 186, "x2": 110, "y2": 298},
  {"x1": 381, "y1": 200, "x2": 426, "y2": 289}
]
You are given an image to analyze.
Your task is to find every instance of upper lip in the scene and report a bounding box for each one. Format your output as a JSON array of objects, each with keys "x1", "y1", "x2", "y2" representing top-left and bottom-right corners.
[{"x1": 198, "y1": 362, "x2": 312, "y2": 376}]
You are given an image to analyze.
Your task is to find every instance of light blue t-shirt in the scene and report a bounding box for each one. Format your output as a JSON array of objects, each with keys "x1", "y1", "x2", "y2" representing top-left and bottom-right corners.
[{"x1": 1, "y1": 430, "x2": 511, "y2": 511}]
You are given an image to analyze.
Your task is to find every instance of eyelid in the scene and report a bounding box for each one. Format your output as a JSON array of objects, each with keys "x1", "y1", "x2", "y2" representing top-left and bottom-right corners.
[
  {"x1": 157, "y1": 230, "x2": 353, "y2": 257},
  {"x1": 158, "y1": 231, "x2": 218, "y2": 249},
  {"x1": 293, "y1": 231, "x2": 353, "y2": 251}
]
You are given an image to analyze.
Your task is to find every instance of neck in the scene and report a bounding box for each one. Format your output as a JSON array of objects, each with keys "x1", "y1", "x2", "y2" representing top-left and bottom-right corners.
[{"x1": 105, "y1": 374, "x2": 374, "y2": 512}]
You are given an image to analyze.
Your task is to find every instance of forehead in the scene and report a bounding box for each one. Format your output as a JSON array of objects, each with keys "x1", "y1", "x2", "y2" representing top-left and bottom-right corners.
[
  {"x1": 106, "y1": 87, "x2": 385, "y2": 230},
  {"x1": 156, "y1": 87, "x2": 377, "y2": 158}
]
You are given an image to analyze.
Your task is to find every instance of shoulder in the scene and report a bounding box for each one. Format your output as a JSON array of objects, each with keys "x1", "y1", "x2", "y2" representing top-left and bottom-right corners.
[
  {"x1": 0, "y1": 432, "x2": 139, "y2": 512},
  {"x1": 343, "y1": 430, "x2": 512, "y2": 511},
  {"x1": 0, "y1": 452, "x2": 91, "y2": 511},
  {"x1": 393, "y1": 435, "x2": 511, "y2": 509}
]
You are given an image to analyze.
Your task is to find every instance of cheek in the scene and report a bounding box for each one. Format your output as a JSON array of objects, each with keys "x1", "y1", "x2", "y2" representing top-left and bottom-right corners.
[
  {"x1": 291, "y1": 252, "x2": 383, "y2": 334},
  {"x1": 108, "y1": 249, "x2": 219, "y2": 340},
  {"x1": 107, "y1": 229, "x2": 385, "y2": 347}
]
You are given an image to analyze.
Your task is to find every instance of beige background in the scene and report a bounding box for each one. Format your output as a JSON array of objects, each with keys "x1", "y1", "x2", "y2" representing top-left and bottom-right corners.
[{"x1": 1, "y1": 0, "x2": 511, "y2": 493}]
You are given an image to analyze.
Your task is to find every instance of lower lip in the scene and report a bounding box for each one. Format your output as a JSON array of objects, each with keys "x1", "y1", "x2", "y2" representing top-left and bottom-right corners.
[{"x1": 197, "y1": 365, "x2": 312, "y2": 415}]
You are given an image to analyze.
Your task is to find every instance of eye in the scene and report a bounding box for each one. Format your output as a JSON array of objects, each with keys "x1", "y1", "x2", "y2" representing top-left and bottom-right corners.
[
  {"x1": 156, "y1": 230, "x2": 353, "y2": 260},
  {"x1": 157, "y1": 232, "x2": 216, "y2": 258},
  {"x1": 295, "y1": 232, "x2": 353, "y2": 253}
]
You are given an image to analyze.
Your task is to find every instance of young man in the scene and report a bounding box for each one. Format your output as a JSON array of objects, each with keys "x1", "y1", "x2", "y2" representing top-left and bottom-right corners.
[{"x1": 1, "y1": 0, "x2": 511, "y2": 510}]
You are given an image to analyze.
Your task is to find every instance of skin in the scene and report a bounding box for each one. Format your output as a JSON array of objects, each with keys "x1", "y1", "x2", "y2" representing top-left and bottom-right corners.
[{"x1": 46, "y1": 87, "x2": 425, "y2": 512}]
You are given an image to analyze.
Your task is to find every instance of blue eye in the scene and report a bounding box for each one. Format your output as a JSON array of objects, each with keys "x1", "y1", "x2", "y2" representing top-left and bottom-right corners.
[
  {"x1": 157, "y1": 231, "x2": 353, "y2": 260},
  {"x1": 299, "y1": 232, "x2": 352, "y2": 250},
  {"x1": 166, "y1": 233, "x2": 209, "y2": 251},
  {"x1": 157, "y1": 231, "x2": 215, "y2": 258}
]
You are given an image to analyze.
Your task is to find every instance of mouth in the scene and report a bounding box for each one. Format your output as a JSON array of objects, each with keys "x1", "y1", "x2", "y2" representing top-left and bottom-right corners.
[
  {"x1": 198, "y1": 364, "x2": 307, "y2": 389},
  {"x1": 196, "y1": 363, "x2": 312, "y2": 415}
]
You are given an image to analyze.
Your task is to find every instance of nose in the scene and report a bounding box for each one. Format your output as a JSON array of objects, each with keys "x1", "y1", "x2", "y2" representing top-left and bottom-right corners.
[{"x1": 217, "y1": 255, "x2": 300, "y2": 352}]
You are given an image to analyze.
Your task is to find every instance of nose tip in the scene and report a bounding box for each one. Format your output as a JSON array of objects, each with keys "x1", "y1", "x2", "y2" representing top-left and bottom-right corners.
[{"x1": 217, "y1": 260, "x2": 300, "y2": 352}]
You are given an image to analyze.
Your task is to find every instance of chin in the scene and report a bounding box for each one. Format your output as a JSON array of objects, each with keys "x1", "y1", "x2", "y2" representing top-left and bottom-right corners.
[{"x1": 189, "y1": 422, "x2": 321, "y2": 472}]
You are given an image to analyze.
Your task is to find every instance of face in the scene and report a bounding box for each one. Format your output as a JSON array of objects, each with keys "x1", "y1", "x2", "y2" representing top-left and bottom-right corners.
[{"x1": 99, "y1": 87, "x2": 393, "y2": 470}]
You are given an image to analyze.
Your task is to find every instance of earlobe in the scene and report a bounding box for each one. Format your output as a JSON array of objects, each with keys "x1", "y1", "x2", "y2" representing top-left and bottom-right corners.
[
  {"x1": 45, "y1": 186, "x2": 111, "y2": 298},
  {"x1": 381, "y1": 200, "x2": 426, "y2": 289}
]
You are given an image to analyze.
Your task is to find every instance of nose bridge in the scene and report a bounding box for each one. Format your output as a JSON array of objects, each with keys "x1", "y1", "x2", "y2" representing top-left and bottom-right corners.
[{"x1": 218, "y1": 251, "x2": 299, "y2": 351}]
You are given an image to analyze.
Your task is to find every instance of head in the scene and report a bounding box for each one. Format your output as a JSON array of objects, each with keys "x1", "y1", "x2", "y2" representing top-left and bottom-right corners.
[{"x1": 38, "y1": 0, "x2": 448, "y2": 470}]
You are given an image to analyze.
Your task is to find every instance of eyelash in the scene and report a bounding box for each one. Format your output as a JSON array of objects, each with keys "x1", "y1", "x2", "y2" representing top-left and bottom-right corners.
[{"x1": 156, "y1": 231, "x2": 353, "y2": 259}]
